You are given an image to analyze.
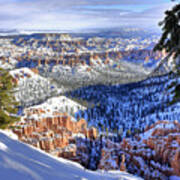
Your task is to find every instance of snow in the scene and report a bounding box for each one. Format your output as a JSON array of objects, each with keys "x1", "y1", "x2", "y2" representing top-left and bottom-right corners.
[
  {"x1": 0, "y1": 131, "x2": 142, "y2": 180},
  {"x1": 10, "y1": 67, "x2": 39, "y2": 79},
  {"x1": 140, "y1": 121, "x2": 177, "y2": 141},
  {"x1": 24, "y1": 95, "x2": 86, "y2": 121},
  {"x1": 33, "y1": 96, "x2": 84, "y2": 112},
  {"x1": 72, "y1": 133, "x2": 86, "y2": 139},
  {"x1": 0, "y1": 61, "x2": 13, "y2": 69},
  {"x1": 170, "y1": 176, "x2": 180, "y2": 180},
  {"x1": 0, "y1": 129, "x2": 18, "y2": 140},
  {"x1": 0, "y1": 142, "x2": 8, "y2": 151},
  {"x1": 9, "y1": 67, "x2": 60, "y2": 107}
]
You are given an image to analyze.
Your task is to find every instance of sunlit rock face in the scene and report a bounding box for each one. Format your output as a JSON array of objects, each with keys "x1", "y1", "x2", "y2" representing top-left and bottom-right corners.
[{"x1": 13, "y1": 106, "x2": 98, "y2": 165}]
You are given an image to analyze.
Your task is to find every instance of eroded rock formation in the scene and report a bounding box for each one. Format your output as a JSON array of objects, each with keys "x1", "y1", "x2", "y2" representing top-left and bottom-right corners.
[
  {"x1": 13, "y1": 107, "x2": 98, "y2": 164},
  {"x1": 98, "y1": 120, "x2": 180, "y2": 179}
]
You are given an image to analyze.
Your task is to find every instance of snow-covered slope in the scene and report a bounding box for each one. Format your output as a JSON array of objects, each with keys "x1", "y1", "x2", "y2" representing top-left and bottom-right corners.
[
  {"x1": 23, "y1": 95, "x2": 86, "y2": 122},
  {"x1": 0, "y1": 131, "x2": 142, "y2": 180},
  {"x1": 9, "y1": 68, "x2": 59, "y2": 107}
]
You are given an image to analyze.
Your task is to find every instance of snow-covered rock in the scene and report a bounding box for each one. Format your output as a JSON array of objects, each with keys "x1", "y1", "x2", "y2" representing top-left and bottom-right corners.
[
  {"x1": 0, "y1": 130, "x2": 142, "y2": 180},
  {"x1": 98, "y1": 120, "x2": 180, "y2": 179}
]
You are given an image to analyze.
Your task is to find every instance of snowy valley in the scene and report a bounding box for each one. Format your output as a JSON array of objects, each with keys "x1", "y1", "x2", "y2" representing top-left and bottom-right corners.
[{"x1": 0, "y1": 32, "x2": 180, "y2": 180}]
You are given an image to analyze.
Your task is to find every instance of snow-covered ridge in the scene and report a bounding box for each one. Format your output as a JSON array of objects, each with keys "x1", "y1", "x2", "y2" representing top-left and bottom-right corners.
[
  {"x1": 23, "y1": 95, "x2": 86, "y2": 121},
  {"x1": 9, "y1": 68, "x2": 59, "y2": 107},
  {"x1": 0, "y1": 130, "x2": 142, "y2": 180}
]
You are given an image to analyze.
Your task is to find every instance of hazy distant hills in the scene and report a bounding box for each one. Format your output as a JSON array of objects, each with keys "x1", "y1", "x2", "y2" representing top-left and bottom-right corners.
[{"x1": 0, "y1": 27, "x2": 160, "y2": 39}]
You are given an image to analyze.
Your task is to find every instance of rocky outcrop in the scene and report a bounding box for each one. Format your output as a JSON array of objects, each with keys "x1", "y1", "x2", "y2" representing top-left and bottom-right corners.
[
  {"x1": 13, "y1": 107, "x2": 98, "y2": 165},
  {"x1": 120, "y1": 154, "x2": 126, "y2": 172},
  {"x1": 171, "y1": 148, "x2": 180, "y2": 176},
  {"x1": 12, "y1": 101, "x2": 180, "y2": 180},
  {"x1": 14, "y1": 42, "x2": 164, "y2": 69},
  {"x1": 98, "y1": 120, "x2": 180, "y2": 179}
]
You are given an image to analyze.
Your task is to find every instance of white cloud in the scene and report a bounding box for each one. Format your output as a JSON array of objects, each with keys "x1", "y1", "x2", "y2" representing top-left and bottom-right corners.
[{"x1": 0, "y1": 0, "x2": 176, "y2": 31}]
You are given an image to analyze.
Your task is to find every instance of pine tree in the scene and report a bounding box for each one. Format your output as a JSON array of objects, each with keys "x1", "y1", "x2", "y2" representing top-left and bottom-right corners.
[
  {"x1": 0, "y1": 68, "x2": 20, "y2": 129},
  {"x1": 154, "y1": 2, "x2": 180, "y2": 103}
]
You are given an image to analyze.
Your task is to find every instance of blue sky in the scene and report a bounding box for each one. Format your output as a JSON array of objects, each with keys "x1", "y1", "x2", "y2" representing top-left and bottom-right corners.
[{"x1": 0, "y1": 0, "x2": 178, "y2": 31}]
